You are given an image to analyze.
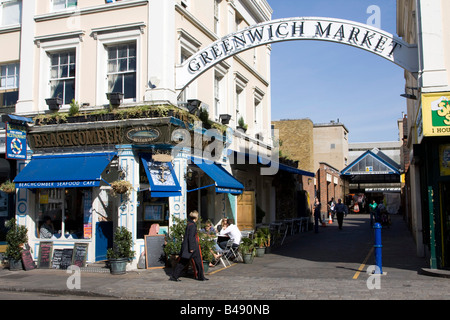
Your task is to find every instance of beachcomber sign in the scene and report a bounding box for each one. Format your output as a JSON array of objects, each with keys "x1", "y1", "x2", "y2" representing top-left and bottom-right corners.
[
  {"x1": 6, "y1": 122, "x2": 27, "y2": 160},
  {"x1": 176, "y1": 17, "x2": 418, "y2": 90}
]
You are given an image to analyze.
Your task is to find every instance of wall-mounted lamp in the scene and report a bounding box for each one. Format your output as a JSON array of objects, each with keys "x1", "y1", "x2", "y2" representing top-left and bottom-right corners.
[{"x1": 400, "y1": 87, "x2": 419, "y2": 100}]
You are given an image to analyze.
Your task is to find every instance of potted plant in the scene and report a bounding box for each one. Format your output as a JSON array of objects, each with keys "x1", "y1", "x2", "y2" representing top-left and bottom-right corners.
[
  {"x1": 219, "y1": 114, "x2": 232, "y2": 125},
  {"x1": 258, "y1": 227, "x2": 271, "y2": 254},
  {"x1": 45, "y1": 97, "x2": 63, "y2": 111},
  {"x1": 5, "y1": 218, "x2": 28, "y2": 271},
  {"x1": 163, "y1": 216, "x2": 187, "y2": 268},
  {"x1": 106, "y1": 92, "x2": 124, "y2": 108},
  {"x1": 0, "y1": 180, "x2": 15, "y2": 194},
  {"x1": 239, "y1": 237, "x2": 255, "y2": 264},
  {"x1": 254, "y1": 231, "x2": 266, "y2": 257},
  {"x1": 110, "y1": 180, "x2": 133, "y2": 197},
  {"x1": 237, "y1": 116, "x2": 248, "y2": 133},
  {"x1": 107, "y1": 226, "x2": 135, "y2": 275},
  {"x1": 198, "y1": 232, "x2": 215, "y2": 274}
]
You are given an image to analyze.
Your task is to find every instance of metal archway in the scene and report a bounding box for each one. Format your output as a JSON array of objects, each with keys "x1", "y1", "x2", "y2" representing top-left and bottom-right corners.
[{"x1": 176, "y1": 17, "x2": 418, "y2": 91}]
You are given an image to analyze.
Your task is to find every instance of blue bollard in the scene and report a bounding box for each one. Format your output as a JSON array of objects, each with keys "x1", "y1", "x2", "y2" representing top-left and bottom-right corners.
[{"x1": 373, "y1": 223, "x2": 383, "y2": 274}]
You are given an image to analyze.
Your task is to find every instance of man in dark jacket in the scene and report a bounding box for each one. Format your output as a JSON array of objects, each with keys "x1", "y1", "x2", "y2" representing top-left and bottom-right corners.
[
  {"x1": 335, "y1": 199, "x2": 348, "y2": 230},
  {"x1": 169, "y1": 210, "x2": 208, "y2": 282}
]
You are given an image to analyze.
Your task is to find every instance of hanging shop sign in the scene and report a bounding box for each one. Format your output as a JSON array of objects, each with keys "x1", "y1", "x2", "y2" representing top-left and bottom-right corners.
[
  {"x1": 6, "y1": 122, "x2": 27, "y2": 160},
  {"x1": 422, "y1": 92, "x2": 450, "y2": 138}
]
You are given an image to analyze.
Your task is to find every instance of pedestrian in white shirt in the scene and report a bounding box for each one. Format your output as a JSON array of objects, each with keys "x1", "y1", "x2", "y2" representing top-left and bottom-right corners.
[{"x1": 218, "y1": 218, "x2": 241, "y2": 250}]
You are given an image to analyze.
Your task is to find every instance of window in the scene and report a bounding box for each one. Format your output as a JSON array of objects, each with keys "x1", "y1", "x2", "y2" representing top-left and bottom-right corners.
[
  {"x1": 53, "y1": 0, "x2": 77, "y2": 11},
  {"x1": 107, "y1": 43, "x2": 136, "y2": 100},
  {"x1": 214, "y1": 75, "x2": 222, "y2": 120},
  {"x1": 36, "y1": 188, "x2": 91, "y2": 240},
  {"x1": 0, "y1": 63, "x2": 19, "y2": 108},
  {"x1": 214, "y1": 0, "x2": 220, "y2": 34},
  {"x1": 1, "y1": 0, "x2": 21, "y2": 26},
  {"x1": 49, "y1": 51, "x2": 76, "y2": 105}
]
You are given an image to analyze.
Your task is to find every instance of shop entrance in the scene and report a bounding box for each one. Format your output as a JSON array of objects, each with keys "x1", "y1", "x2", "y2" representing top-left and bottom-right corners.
[{"x1": 440, "y1": 182, "x2": 450, "y2": 268}]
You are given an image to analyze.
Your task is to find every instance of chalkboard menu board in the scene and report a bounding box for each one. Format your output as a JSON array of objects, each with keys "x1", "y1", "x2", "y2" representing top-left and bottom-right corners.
[
  {"x1": 72, "y1": 243, "x2": 88, "y2": 268},
  {"x1": 52, "y1": 249, "x2": 63, "y2": 269},
  {"x1": 144, "y1": 235, "x2": 166, "y2": 269},
  {"x1": 38, "y1": 242, "x2": 53, "y2": 269},
  {"x1": 60, "y1": 249, "x2": 73, "y2": 270},
  {"x1": 21, "y1": 248, "x2": 36, "y2": 271}
]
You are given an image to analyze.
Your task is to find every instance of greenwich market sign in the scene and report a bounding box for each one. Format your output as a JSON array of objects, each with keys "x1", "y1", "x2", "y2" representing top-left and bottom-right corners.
[{"x1": 176, "y1": 17, "x2": 418, "y2": 91}]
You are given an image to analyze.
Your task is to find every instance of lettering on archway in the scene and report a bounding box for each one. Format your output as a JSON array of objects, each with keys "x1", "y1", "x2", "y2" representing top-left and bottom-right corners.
[{"x1": 176, "y1": 17, "x2": 418, "y2": 91}]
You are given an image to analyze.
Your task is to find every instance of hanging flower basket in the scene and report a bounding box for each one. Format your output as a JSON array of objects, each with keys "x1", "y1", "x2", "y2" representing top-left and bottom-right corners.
[
  {"x1": 0, "y1": 180, "x2": 15, "y2": 194},
  {"x1": 110, "y1": 180, "x2": 133, "y2": 197}
]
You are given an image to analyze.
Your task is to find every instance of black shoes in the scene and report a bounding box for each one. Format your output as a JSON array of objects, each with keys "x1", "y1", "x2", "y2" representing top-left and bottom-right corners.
[
  {"x1": 198, "y1": 277, "x2": 209, "y2": 281},
  {"x1": 169, "y1": 276, "x2": 181, "y2": 282}
]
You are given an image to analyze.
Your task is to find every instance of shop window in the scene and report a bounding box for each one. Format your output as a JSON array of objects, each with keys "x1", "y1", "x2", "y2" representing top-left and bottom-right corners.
[
  {"x1": 49, "y1": 51, "x2": 76, "y2": 105},
  {"x1": 136, "y1": 190, "x2": 169, "y2": 239},
  {"x1": 0, "y1": 63, "x2": 19, "y2": 108},
  {"x1": 36, "y1": 188, "x2": 93, "y2": 240},
  {"x1": 107, "y1": 42, "x2": 136, "y2": 100}
]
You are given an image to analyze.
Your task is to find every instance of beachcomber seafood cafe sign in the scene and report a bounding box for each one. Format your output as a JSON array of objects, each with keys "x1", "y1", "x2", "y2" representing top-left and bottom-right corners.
[{"x1": 176, "y1": 17, "x2": 418, "y2": 91}]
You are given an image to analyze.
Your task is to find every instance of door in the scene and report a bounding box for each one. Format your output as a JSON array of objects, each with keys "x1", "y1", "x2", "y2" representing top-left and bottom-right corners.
[
  {"x1": 237, "y1": 191, "x2": 255, "y2": 231},
  {"x1": 95, "y1": 221, "x2": 113, "y2": 261}
]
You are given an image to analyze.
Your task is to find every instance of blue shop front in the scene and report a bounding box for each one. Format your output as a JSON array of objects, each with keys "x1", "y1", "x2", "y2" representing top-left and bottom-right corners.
[{"x1": 13, "y1": 117, "x2": 243, "y2": 269}]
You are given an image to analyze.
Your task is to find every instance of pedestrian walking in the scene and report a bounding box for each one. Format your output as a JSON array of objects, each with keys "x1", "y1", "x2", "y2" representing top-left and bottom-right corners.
[
  {"x1": 335, "y1": 199, "x2": 348, "y2": 230},
  {"x1": 169, "y1": 210, "x2": 208, "y2": 282},
  {"x1": 313, "y1": 197, "x2": 322, "y2": 233},
  {"x1": 328, "y1": 197, "x2": 336, "y2": 221},
  {"x1": 369, "y1": 200, "x2": 377, "y2": 226}
]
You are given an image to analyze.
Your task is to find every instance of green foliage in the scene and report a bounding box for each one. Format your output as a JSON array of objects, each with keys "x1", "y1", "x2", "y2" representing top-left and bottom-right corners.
[
  {"x1": 255, "y1": 227, "x2": 271, "y2": 248},
  {"x1": 5, "y1": 219, "x2": 28, "y2": 261},
  {"x1": 238, "y1": 116, "x2": 248, "y2": 130},
  {"x1": 107, "y1": 226, "x2": 135, "y2": 260},
  {"x1": 163, "y1": 216, "x2": 187, "y2": 256},
  {"x1": 68, "y1": 99, "x2": 80, "y2": 116},
  {"x1": 198, "y1": 232, "x2": 215, "y2": 262},
  {"x1": 239, "y1": 237, "x2": 255, "y2": 255},
  {"x1": 0, "y1": 180, "x2": 15, "y2": 193}
]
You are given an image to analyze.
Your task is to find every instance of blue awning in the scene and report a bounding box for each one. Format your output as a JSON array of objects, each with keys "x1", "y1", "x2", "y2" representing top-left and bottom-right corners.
[
  {"x1": 14, "y1": 152, "x2": 117, "y2": 188},
  {"x1": 140, "y1": 154, "x2": 182, "y2": 197},
  {"x1": 191, "y1": 157, "x2": 244, "y2": 195}
]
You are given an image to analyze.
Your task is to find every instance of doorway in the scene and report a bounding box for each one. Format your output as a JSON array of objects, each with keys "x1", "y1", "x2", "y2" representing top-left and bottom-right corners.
[{"x1": 237, "y1": 191, "x2": 255, "y2": 231}]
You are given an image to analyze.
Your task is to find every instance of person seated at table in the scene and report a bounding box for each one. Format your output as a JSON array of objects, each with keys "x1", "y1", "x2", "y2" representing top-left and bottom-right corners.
[
  {"x1": 216, "y1": 218, "x2": 228, "y2": 233},
  {"x1": 200, "y1": 220, "x2": 216, "y2": 235},
  {"x1": 218, "y1": 218, "x2": 241, "y2": 251},
  {"x1": 40, "y1": 216, "x2": 54, "y2": 239},
  {"x1": 199, "y1": 220, "x2": 223, "y2": 264}
]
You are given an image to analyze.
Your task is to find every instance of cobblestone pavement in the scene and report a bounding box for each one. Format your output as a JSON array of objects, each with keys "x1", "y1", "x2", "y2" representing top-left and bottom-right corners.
[{"x1": 0, "y1": 214, "x2": 449, "y2": 301}]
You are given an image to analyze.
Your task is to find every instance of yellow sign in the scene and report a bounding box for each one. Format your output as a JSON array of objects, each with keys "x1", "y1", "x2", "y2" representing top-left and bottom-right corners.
[{"x1": 422, "y1": 92, "x2": 450, "y2": 137}]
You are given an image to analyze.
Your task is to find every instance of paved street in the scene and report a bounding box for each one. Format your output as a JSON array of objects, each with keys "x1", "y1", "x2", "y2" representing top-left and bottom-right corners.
[{"x1": 0, "y1": 214, "x2": 449, "y2": 303}]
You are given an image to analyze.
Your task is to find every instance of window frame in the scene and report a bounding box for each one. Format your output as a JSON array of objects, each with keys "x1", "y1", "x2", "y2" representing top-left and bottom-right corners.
[
  {"x1": 106, "y1": 42, "x2": 137, "y2": 100},
  {"x1": 48, "y1": 50, "x2": 76, "y2": 105},
  {"x1": 0, "y1": 0, "x2": 22, "y2": 27},
  {"x1": 95, "y1": 29, "x2": 141, "y2": 106},
  {"x1": 38, "y1": 37, "x2": 81, "y2": 110}
]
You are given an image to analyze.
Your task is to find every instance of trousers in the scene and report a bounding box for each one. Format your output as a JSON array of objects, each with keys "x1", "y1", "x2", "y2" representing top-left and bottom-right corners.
[{"x1": 172, "y1": 249, "x2": 205, "y2": 280}]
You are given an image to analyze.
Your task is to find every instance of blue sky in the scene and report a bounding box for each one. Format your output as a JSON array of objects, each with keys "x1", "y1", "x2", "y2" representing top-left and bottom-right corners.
[{"x1": 267, "y1": 0, "x2": 405, "y2": 143}]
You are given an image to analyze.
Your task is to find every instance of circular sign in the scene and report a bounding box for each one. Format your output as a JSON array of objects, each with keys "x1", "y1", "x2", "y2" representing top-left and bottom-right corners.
[{"x1": 10, "y1": 138, "x2": 23, "y2": 155}]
